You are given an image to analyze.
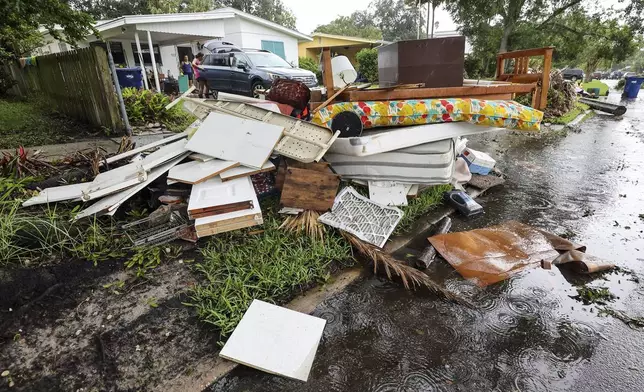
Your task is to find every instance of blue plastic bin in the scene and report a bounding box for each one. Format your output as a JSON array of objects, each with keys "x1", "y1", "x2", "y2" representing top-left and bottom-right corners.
[
  {"x1": 623, "y1": 76, "x2": 644, "y2": 99},
  {"x1": 115, "y1": 67, "x2": 143, "y2": 89}
]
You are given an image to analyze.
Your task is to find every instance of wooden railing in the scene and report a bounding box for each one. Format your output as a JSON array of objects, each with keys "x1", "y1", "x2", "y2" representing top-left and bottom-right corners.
[{"x1": 496, "y1": 47, "x2": 554, "y2": 110}]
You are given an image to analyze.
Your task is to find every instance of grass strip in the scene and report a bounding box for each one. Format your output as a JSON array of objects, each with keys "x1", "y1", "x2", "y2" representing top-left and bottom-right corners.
[
  {"x1": 188, "y1": 205, "x2": 353, "y2": 338},
  {"x1": 547, "y1": 102, "x2": 590, "y2": 125},
  {"x1": 394, "y1": 184, "x2": 451, "y2": 235}
]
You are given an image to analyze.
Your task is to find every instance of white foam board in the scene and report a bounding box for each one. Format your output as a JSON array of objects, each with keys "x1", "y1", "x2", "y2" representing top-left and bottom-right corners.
[
  {"x1": 185, "y1": 112, "x2": 284, "y2": 169},
  {"x1": 189, "y1": 153, "x2": 215, "y2": 162},
  {"x1": 368, "y1": 181, "x2": 408, "y2": 206},
  {"x1": 219, "y1": 161, "x2": 275, "y2": 181},
  {"x1": 75, "y1": 154, "x2": 187, "y2": 220},
  {"x1": 219, "y1": 299, "x2": 326, "y2": 382},
  {"x1": 141, "y1": 139, "x2": 188, "y2": 171},
  {"x1": 188, "y1": 176, "x2": 255, "y2": 212},
  {"x1": 168, "y1": 159, "x2": 239, "y2": 184},
  {"x1": 22, "y1": 182, "x2": 89, "y2": 207}
]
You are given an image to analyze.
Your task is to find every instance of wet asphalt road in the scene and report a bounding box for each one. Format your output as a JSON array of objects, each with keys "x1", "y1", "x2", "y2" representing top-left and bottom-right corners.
[{"x1": 211, "y1": 83, "x2": 644, "y2": 392}]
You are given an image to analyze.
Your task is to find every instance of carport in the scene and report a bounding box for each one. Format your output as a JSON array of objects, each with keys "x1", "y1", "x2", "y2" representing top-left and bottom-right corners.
[{"x1": 95, "y1": 12, "x2": 232, "y2": 91}]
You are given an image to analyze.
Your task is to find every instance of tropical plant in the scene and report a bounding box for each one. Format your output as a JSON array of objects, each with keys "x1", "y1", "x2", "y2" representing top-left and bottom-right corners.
[{"x1": 121, "y1": 87, "x2": 196, "y2": 131}]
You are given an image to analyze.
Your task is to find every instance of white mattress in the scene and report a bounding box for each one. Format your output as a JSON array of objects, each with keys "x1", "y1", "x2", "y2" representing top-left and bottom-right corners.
[
  {"x1": 325, "y1": 139, "x2": 455, "y2": 185},
  {"x1": 328, "y1": 122, "x2": 503, "y2": 157}
]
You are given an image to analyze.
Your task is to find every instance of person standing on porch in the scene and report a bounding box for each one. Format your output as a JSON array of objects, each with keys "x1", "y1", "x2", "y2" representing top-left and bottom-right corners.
[
  {"x1": 192, "y1": 52, "x2": 207, "y2": 98},
  {"x1": 180, "y1": 55, "x2": 193, "y2": 87}
]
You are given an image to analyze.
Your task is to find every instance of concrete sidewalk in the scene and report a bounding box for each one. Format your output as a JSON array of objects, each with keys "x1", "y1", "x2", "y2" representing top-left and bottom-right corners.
[{"x1": 1, "y1": 132, "x2": 179, "y2": 162}]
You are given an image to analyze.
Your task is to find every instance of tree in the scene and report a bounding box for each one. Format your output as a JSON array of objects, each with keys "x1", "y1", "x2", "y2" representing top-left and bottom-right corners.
[
  {"x1": 149, "y1": 0, "x2": 182, "y2": 14},
  {"x1": 373, "y1": 0, "x2": 425, "y2": 41},
  {"x1": 623, "y1": 0, "x2": 644, "y2": 34},
  {"x1": 572, "y1": 18, "x2": 639, "y2": 80},
  {"x1": 0, "y1": 0, "x2": 96, "y2": 94},
  {"x1": 212, "y1": 0, "x2": 297, "y2": 29},
  {"x1": 314, "y1": 11, "x2": 383, "y2": 40},
  {"x1": 68, "y1": 0, "x2": 151, "y2": 20},
  {"x1": 1, "y1": 0, "x2": 96, "y2": 60},
  {"x1": 446, "y1": 0, "x2": 583, "y2": 53}
]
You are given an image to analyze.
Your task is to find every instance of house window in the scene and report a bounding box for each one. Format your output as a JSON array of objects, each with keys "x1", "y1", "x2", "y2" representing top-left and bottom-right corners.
[
  {"x1": 131, "y1": 43, "x2": 162, "y2": 66},
  {"x1": 260, "y1": 40, "x2": 286, "y2": 60},
  {"x1": 58, "y1": 42, "x2": 69, "y2": 52},
  {"x1": 90, "y1": 41, "x2": 126, "y2": 65}
]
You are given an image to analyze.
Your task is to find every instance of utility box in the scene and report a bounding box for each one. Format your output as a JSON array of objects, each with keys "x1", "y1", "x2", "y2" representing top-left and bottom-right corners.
[{"x1": 377, "y1": 37, "x2": 466, "y2": 88}]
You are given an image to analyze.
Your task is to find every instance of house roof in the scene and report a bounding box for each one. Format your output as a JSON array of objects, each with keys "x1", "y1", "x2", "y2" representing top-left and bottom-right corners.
[
  {"x1": 94, "y1": 8, "x2": 312, "y2": 42},
  {"x1": 310, "y1": 32, "x2": 386, "y2": 45}
]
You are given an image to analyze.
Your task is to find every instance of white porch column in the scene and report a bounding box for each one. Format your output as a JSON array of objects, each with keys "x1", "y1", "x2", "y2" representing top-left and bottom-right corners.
[
  {"x1": 134, "y1": 31, "x2": 149, "y2": 90},
  {"x1": 146, "y1": 30, "x2": 161, "y2": 92}
]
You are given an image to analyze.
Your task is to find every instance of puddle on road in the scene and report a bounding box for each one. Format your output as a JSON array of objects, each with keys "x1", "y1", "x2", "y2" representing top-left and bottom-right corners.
[{"x1": 212, "y1": 91, "x2": 644, "y2": 392}]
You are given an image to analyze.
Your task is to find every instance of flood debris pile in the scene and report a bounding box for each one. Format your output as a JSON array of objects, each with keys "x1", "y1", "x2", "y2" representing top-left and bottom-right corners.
[{"x1": 10, "y1": 81, "x2": 545, "y2": 360}]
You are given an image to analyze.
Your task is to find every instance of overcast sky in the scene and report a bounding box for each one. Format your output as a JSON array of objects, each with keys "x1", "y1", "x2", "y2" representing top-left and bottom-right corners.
[{"x1": 281, "y1": 0, "x2": 458, "y2": 35}]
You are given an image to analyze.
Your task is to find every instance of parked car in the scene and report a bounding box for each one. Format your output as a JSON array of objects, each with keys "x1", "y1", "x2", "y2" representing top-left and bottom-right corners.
[
  {"x1": 561, "y1": 68, "x2": 584, "y2": 81},
  {"x1": 591, "y1": 71, "x2": 609, "y2": 80},
  {"x1": 610, "y1": 70, "x2": 624, "y2": 79},
  {"x1": 200, "y1": 41, "x2": 318, "y2": 97}
]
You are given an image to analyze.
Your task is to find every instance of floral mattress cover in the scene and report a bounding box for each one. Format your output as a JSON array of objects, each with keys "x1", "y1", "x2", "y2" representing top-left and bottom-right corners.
[{"x1": 311, "y1": 99, "x2": 543, "y2": 132}]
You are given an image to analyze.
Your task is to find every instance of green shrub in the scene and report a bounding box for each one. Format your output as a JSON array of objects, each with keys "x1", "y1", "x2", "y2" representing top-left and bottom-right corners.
[
  {"x1": 298, "y1": 56, "x2": 322, "y2": 84},
  {"x1": 356, "y1": 48, "x2": 378, "y2": 83},
  {"x1": 615, "y1": 78, "x2": 626, "y2": 90},
  {"x1": 121, "y1": 88, "x2": 196, "y2": 132}
]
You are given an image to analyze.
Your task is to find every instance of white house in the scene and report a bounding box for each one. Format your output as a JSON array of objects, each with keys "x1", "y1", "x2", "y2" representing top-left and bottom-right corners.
[{"x1": 35, "y1": 7, "x2": 312, "y2": 90}]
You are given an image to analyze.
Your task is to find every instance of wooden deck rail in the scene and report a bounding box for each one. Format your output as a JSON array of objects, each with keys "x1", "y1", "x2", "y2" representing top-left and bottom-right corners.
[{"x1": 496, "y1": 46, "x2": 554, "y2": 110}]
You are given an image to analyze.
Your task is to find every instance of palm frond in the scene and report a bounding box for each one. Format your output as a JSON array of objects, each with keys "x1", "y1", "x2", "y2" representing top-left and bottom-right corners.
[
  {"x1": 279, "y1": 210, "x2": 324, "y2": 241},
  {"x1": 344, "y1": 233, "x2": 468, "y2": 305}
]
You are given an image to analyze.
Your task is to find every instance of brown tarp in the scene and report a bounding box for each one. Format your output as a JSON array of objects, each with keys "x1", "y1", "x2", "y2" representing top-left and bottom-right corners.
[{"x1": 428, "y1": 221, "x2": 613, "y2": 287}]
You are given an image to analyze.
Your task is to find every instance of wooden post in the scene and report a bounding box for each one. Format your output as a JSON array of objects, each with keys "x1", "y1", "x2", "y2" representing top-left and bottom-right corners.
[
  {"x1": 147, "y1": 30, "x2": 161, "y2": 92},
  {"x1": 322, "y1": 47, "x2": 334, "y2": 96},
  {"x1": 134, "y1": 31, "x2": 150, "y2": 90},
  {"x1": 495, "y1": 56, "x2": 505, "y2": 79},
  {"x1": 539, "y1": 48, "x2": 553, "y2": 110}
]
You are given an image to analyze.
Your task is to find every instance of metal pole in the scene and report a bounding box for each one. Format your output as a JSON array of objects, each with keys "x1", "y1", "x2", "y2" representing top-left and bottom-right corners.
[
  {"x1": 431, "y1": 2, "x2": 436, "y2": 38},
  {"x1": 106, "y1": 41, "x2": 132, "y2": 136},
  {"x1": 426, "y1": 1, "x2": 430, "y2": 38},
  {"x1": 416, "y1": 0, "x2": 421, "y2": 39},
  {"x1": 134, "y1": 31, "x2": 149, "y2": 90},
  {"x1": 146, "y1": 30, "x2": 161, "y2": 92}
]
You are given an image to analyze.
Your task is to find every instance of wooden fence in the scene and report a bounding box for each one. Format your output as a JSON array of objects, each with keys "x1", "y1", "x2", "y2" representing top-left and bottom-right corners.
[{"x1": 5, "y1": 46, "x2": 122, "y2": 131}]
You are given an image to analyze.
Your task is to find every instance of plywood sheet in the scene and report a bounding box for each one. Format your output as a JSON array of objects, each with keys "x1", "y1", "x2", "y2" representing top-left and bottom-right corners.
[
  {"x1": 168, "y1": 159, "x2": 239, "y2": 184},
  {"x1": 219, "y1": 299, "x2": 326, "y2": 382},
  {"x1": 280, "y1": 166, "x2": 340, "y2": 212},
  {"x1": 219, "y1": 161, "x2": 275, "y2": 182},
  {"x1": 194, "y1": 179, "x2": 262, "y2": 236},
  {"x1": 196, "y1": 215, "x2": 263, "y2": 237},
  {"x1": 185, "y1": 112, "x2": 283, "y2": 169}
]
